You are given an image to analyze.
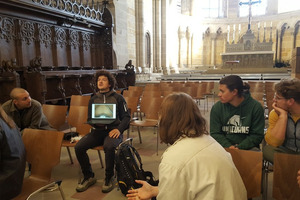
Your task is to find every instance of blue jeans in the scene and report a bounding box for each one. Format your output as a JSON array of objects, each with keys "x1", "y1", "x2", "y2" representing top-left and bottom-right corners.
[{"x1": 75, "y1": 128, "x2": 123, "y2": 179}]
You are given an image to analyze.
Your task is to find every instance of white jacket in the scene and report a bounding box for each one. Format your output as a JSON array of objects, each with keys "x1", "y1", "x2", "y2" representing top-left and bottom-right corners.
[{"x1": 157, "y1": 135, "x2": 247, "y2": 200}]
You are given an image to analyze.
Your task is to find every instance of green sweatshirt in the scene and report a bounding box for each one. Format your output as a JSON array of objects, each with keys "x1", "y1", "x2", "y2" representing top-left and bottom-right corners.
[{"x1": 210, "y1": 93, "x2": 265, "y2": 150}]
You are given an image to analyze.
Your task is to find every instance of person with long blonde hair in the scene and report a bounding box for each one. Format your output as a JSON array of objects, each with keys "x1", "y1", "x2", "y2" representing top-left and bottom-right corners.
[{"x1": 127, "y1": 93, "x2": 246, "y2": 200}]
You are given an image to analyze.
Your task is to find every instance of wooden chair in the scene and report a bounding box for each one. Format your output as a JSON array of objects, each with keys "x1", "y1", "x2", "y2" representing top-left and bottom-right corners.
[
  {"x1": 143, "y1": 83, "x2": 160, "y2": 91},
  {"x1": 42, "y1": 104, "x2": 68, "y2": 130},
  {"x1": 70, "y1": 95, "x2": 91, "y2": 106},
  {"x1": 13, "y1": 129, "x2": 65, "y2": 200},
  {"x1": 225, "y1": 148, "x2": 263, "y2": 199},
  {"x1": 124, "y1": 96, "x2": 140, "y2": 137},
  {"x1": 123, "y1": 89, "x2": 143, "y2": 98},
  {"x1": 130, "y1": 97, "x2": 163, "y2": 155},
  {"x1": 248, "y1": 81, "x2": 265, "y2": 93},
  {"x1": 62, "y1": 105, "x2": 104, "y2": 168},
  {"x1": 273, "y1": 153, "x2": 300, "y2": 200}
]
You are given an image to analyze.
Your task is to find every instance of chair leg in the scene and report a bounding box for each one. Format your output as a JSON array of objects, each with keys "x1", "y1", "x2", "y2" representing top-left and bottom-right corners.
[
  {"x1": 97, "y1": 150, "x2": 104, "y2": 168},
  {"x1": 137, "y1": 127, "x2": 142, "y2": 143},
  {"x1": 262, "y1": 160, "x2": 270, "y2": 200},
  {"x1": 156, "y1": 128, "x2": 159, "y2": 156},
  {"x1": 66, "y1": 147, "x2": 73, "y2": 164},
  {"x1": 56, "y1": 180, "x2": 66, "y2": 200},
  {"x1": 26, "y1": 181, "x2": 65, "y2": 200}
]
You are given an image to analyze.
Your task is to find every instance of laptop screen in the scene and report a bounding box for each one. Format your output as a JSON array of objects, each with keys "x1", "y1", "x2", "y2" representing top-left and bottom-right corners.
[{"x1": 91, "y1": 103, "x2": 116, "y2": 120}]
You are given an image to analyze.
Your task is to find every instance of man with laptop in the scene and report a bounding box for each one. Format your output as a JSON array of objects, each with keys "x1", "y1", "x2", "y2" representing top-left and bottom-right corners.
[{"x1": 75, "y1": 70, "x2": 130, "y2": 193}]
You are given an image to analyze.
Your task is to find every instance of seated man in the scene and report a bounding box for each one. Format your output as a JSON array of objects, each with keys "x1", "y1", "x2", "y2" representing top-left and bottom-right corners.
[
  {"x1": 2, "y1": 88, "x2": 53, "y2": 132},
  {"x1": 210, "y1": 75, "x2": 265, "y2": 150},
  {"x1": 75, "y1": 70, "x2": 130, "y2": 193},
  {"x1": 263, "y1": 78, "x2": 300, "y2": 163}
]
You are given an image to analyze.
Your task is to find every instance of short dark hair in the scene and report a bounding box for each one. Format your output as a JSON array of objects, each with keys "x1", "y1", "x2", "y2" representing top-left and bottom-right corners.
[
  {"x1": 275, "y1": 78, "x2": 300, "y2": 104},
  {"x1": 95, "y1": 70, "x2": 116, "y2": 90},
  {"x1": 219, "y1": 75, "x2": 250, "y2": 97}
]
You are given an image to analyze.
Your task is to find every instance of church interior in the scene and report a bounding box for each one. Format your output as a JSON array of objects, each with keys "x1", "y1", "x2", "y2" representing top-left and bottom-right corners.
[{"x1": 1, "y1": 0, "x2": 300, "y2": 199}]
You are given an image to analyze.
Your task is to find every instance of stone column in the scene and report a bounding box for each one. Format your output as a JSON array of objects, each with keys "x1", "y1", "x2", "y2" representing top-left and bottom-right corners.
[
  {"x1": 277, "y1": 30, "x2": 282, "y2": 61},
  {"x1": 178, "y1": 26, "x2": 185, "y2": 69},
  {"x1": 291, "y1": 47, "x2": 300, "y2": 79},
  {"x1": 186, "y1": 27, "x2": 192, "y2": 68},
  {"x1": 153, "y1": 0, "x2": 162, "y2": 73},
  {"x1": 135, "y1": 0, "x2": 145, "y2": 72},
  {"x1": 210, "y1": 33, "x2": 217, "y2": 66},
  {"x1": 161, "y1": 0, "x2": 168, "y2": 74}
]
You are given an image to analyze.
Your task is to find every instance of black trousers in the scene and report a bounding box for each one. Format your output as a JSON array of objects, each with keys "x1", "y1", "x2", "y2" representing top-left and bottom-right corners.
[{"x1": 75, "y1": 128, "x2": 123, "y2": 180}]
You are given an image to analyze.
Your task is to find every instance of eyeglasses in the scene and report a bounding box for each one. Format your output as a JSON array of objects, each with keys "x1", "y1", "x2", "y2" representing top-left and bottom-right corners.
[{"x1": 273, "y1": 94, "x2": 285, "y2": 100}]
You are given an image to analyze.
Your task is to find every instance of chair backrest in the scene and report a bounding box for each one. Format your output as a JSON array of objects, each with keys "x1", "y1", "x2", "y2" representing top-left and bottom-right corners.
[
  {"x1": 273, "y1": 153, "x2": 300, "y2": 200},
  {"x1": 42, "y1": 104, "x2": 68, "y2": 130},
  {"x1": 67, "y1": 105, "x2": 91, "y2": 135},
  {"x1": 22, "y1": 128, "x2": 64, "y2": 180},
  {"x1": 123, "y1": 89, "x2": 143, "y2": 98},
  {"x1": 70, "y1": 95, "x2": 91, "y2": 106},
  {"x1": 225, "y1": 148, "x2": 263, "y2": 199},
  {"x1": 124, "y1": 96, "x2": 139, "y2": 117},
  {"x1": 142, "y1": 90, "x2": 162, "y2": 98},
  {"x1": 140, "y1": 97, "x2": 163, "y2": 120}
]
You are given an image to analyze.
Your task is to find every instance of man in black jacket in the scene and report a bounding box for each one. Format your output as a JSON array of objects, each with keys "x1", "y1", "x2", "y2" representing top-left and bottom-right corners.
[
  {"x1": 75, "y1": 70, "x2": 130, "y2": 193},
  {"x1": 0, "y1": 106, "x2": 26, "y2": 200}
]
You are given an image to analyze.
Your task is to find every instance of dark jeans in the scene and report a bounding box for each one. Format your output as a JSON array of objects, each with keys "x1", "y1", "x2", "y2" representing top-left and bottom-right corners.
[{"x1": 75, "y1": 128, "x2": 123, "y2": 180}]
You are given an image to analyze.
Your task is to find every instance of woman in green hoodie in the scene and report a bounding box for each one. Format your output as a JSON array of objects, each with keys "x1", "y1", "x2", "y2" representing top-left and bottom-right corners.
[{"x1": 210, "y1": 75, "x2": 265, "y2": 150}]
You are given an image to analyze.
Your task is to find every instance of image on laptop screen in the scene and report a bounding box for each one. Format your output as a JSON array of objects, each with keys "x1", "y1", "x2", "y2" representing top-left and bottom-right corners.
[{"x1": 91, "y1": 103, "x2": 116, "y2": 120}]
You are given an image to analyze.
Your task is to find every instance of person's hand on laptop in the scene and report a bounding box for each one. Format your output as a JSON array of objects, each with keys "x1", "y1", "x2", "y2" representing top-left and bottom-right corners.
[{"x1": 109, "y1": 129, "x2": 120, "y2": 138}]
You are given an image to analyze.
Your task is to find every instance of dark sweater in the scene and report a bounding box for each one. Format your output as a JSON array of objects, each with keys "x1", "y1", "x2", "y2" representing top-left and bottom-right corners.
[{"x1": 210, "y1": 93, "x2": 265, "y2": 150}]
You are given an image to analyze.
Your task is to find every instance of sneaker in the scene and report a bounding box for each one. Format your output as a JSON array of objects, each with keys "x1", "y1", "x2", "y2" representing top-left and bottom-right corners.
[
  {"x1": 102, "y1": 177, "x2": 115, "y2": 193},
  {"x1": 76, "y1": 177, "x2": 97, "y2": 192}
]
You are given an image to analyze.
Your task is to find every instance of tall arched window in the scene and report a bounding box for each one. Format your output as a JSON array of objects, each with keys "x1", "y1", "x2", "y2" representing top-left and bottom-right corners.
[
  {"x1": 195, "y1": 0, "x2": 224, "y2": 18},
  {"x1": 239, "y1": 0, "x2": 267, "y2": 17},
  {"x1": 278, "y1": 0, "x2": 300, "y2": 13}
]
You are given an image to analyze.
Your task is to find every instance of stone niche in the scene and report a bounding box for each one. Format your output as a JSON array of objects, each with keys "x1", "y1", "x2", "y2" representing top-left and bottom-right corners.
[{"x1": 221, "y1": 29, "x2": 274, "y2": 68}]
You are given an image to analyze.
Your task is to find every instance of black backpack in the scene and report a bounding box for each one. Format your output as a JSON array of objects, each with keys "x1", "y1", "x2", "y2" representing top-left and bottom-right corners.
[{"x1": 115, "y1": 138, "x2": 158, "y2": 195}]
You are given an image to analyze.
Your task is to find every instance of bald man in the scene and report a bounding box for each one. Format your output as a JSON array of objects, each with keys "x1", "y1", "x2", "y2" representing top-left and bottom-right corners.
[{"x1": 2, "y1": 88, "x2": 54, "y2": 132}]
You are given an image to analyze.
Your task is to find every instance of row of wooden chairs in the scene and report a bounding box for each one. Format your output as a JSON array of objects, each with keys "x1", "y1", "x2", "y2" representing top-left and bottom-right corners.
[{"x1": 246, "y1": 81, "x2": 277, "y2": 115}]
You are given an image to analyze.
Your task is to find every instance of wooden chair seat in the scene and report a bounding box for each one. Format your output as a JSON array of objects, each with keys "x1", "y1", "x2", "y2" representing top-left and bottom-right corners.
[{"x1": 130, "y1": 119, "x2": 158, "y2": 127}]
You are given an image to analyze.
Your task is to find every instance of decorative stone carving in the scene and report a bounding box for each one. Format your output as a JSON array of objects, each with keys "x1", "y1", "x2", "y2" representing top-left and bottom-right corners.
[{"x1": 221, "y1": 29, "x2": 274, "y2": 68}]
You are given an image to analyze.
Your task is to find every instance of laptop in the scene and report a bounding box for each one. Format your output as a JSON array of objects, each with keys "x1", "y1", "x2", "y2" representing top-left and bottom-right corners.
[{"x1": 87, "y1": 103, "x2": 117, "y2": 125}]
